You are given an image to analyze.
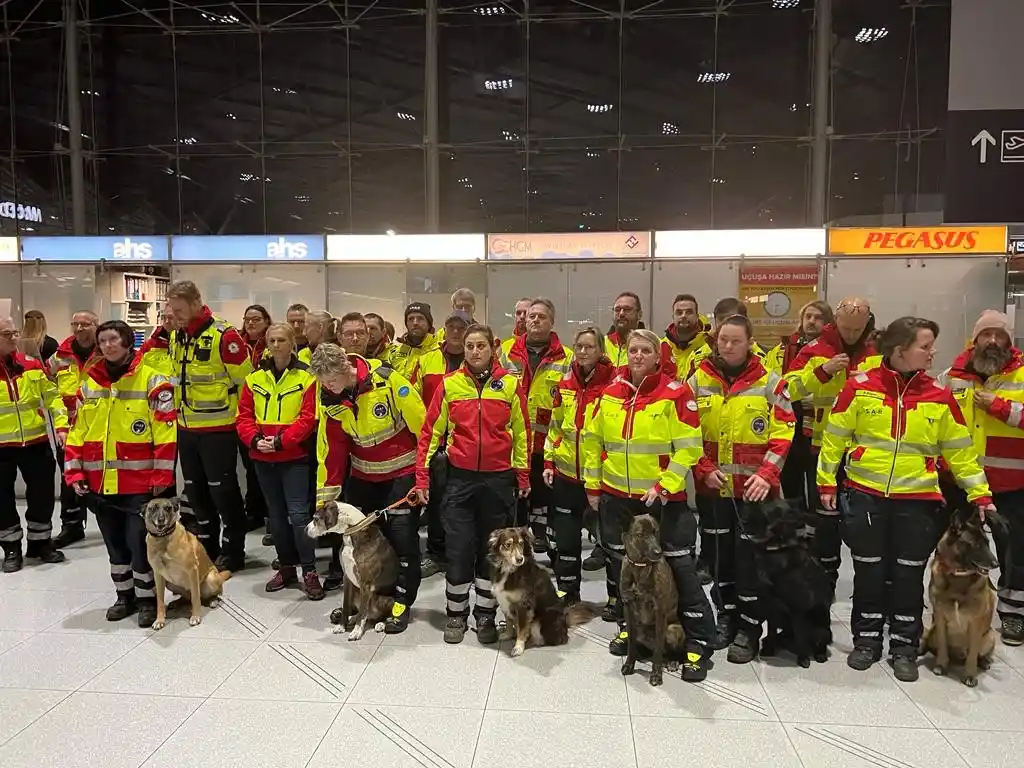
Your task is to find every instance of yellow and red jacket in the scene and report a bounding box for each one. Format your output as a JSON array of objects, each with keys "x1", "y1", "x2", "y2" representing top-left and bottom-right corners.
[
  {"x1": 386, "y1": 331, "x2": 439, "y2": 381},
  {"x1": 582, "y1": 369, "x2": 703, "y2": 502},
  {"x1": 139, "y1": 328, "x2": 174, "y2": 379},
  {"x1": 786, "y1": 323, "x2": 882, "y2": 449},
  {"x1": 660, "y1": 325, "x2": 710, "y2": 382},
  {"x1": 169, "y1": 305, "x2": 253, "y2": 432},
  {"x1": 497, "y1": 333, "x2": 573, "y2": 455},
  {"x1": 246, "y1": 335, "x2": 268, "y2": 367},
  {"x1": 417, "y1": 359, "x2": 530, "y2": 489},
  {"x1": 237, "y1": 357, "x2": 318, "y2": 464},
  {"x1": 410, "y1": 343, "x2": 465, "y2": 410},
  {"x1": 64, "y1": 353, "x2": 177, "y2": 495},
  {"x1": 604, "y1": 329, "x2": 636, "y2": 367},
  {"x1": 938, "y1": 348, "x2": 1024, "y2": 494},
  {"x1": 0, "y1": 352, "x2": 68, "y2": 448},
  {"x1": 765, "y1": 332, "x2": 816, "y2": 436},
  {"x1": 316, "y1": 357, "x2": 424, "y2": 505},
  {"x1": 544, "y1": 359, "x2": 616, "y2": 484},
  {"x1": 50, "y1": 336, "x2": 102, "y2": 425},
  {"x1": 686, "y1": 356, "x2": 795, "y2": 498},
  {"x1": 818, "y1": 364, "x2": 991, "y2": 505}
]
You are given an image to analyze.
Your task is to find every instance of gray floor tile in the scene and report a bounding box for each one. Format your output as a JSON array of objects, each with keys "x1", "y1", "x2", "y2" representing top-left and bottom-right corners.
[
  {"x1": 0, "y1": 632, "x2": 144, "y2": 691},
  {"x1": 626, "y1": 659, "x2": 776, "y2": 721},
  {"x1": 474, "y1": 711, "x2": 636, "y2": 768},
  {"x1": 0, "y1": 630, "x2": 35, "y2": 655},
  {"x1": 147, "y1": 593, "x2": 300, "y2": 640},
  {"x1": 943, "y1": 729, "x2": 1024, "y2": 768},
  {"x1": 267, "y1": 597, "x2": 385, "y2": 647},
  {"x1": 487, "y1": 649, "x2": 629, "y2": 715},
  {"x1": 44, "y1": 594, "x2": 156, "y2": 636},
  {"x1": 787, "y1": 723, "x2": 970, "y2": 768},
  {"x1": 0, "y1": 590, "x2": 100, "y2": 631},
  {"x1": 633, "y1": 717, "x2": 802, "y2": 768},
  {"x1": 0, "y1": 689, "x2": 69, "y2": 745}
]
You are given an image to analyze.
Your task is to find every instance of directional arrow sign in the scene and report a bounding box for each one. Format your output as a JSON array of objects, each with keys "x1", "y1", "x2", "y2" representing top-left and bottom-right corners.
[{"x1": 972, "y1": 129, "x2": 996, "y2": 163}]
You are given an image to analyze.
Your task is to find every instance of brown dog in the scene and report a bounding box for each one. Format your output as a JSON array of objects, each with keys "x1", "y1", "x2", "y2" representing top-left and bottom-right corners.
[
  {"x1": 306, "y1": 501, "x2": 398, "y2": 640},
  {"x1": 619, "y1": 514, "x2": 686, "y2": 686},
  {"x1": 144, "y1": 498, "x2": 232, "y2": 630},
  {"x1": 920, "y1": 506, "x2": 999, "y2": 687},
  {"x1": 488, "y1": 527, "x2": 601, "y2": 656}
]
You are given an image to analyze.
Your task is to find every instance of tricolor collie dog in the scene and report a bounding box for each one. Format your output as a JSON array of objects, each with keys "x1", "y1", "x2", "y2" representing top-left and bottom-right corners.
[
  {"x1": 488, "y1": 526, "x2": 601, "y2": 657},
  {"x1": 306, "y1": 501, "x2": 398, "y2": 641}
]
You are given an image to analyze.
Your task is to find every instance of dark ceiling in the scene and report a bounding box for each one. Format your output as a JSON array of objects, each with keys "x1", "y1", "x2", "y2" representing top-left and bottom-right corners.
[{"x1": 0, "y1": 0, "x2": 952, "y2": 236}]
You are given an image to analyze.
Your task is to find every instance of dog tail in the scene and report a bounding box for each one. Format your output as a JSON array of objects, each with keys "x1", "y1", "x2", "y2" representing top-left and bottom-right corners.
[
  {"x1": 666, "y1": 623, "x2": 686, "y2": 651},
  {"x1": 565, "y1": 601, "x2": 603, "y2": 628}
]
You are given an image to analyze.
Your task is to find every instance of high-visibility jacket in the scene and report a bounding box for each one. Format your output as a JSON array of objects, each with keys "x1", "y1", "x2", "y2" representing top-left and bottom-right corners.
[
  {"x1": 818, "y1": 364, "x2": 991, "y2": 505},
  {"x1": 411, "y1": 344, "x2": 466, "y2": 410},
  {"x1": 0, "y1": 352, "x2": 68, "y2": 448},
  {"x1": 50, "y1": 336, "x2": 101, "y2": 425},
  {"x1": 544, "y1": 359, "x2": 615, "y2": 484},
  {"x1": 604, "y1": 329, "x2": 637, "y2": 368},
  {"x1": 660, "y1": 326, "x2": 710, "y2": 382},
  {"x1": 499, "y1": 330, "x2": 526, "y2": 360},
  {"x1": 365, "y1": 338, "x2": 389, "y2": 362},
  {"x1": 497, "y1": 333, "x2": 573, "y2": 455},
  {"x1": 937, "y1": 348, "x2": 1024, "y2": 494},
  {"x1": 686, "y1": 338, "x2": 767, "y2": 381},
  {"x1": 169, "y1": 305, "x2": 253, "y2": 432},
  {"x1": 386, "y1": 332, "x2": 439, "y2": 381},
  {"x1": 246, "y1": 336, "x2": 268, "y2": 367},
  {"x1": 765, "y1": 332, "x2": 815, "y2": 436},
  {"x1": 582, "y1": 368, "x2": 703, "y2": 502},
  {"x1": 237, "y1": 357, "x2": 318, "y2": 464},
  {"x1": 139, "y1": 329, "x2": 174, "y2": 379},
  {"x1": 316, "y1": 357, "x2": 424, "y2": 505},
  {"x1": 686, "y1": 356, "x2": 795, "y2": 498},
  {"x1": 786, "y1": 323, "x2": 882, "y2": 449},
  {"x1": 417, "y1": 359, "x2": 530, "y2": 490},
  {"x1": 64, "y1": 354, "x2": 176, "y2": 495}
]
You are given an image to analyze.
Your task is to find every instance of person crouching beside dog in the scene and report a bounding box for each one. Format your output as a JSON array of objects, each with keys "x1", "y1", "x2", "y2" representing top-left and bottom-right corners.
[
  {"x1": 236, "y1": 323, "x2": 323, "y2": 600},
  {"x1": 686, "y1": 314, "x2": 796, "y2": 663},
  {"x1": 64, "y1": 320, "x2": 177, "y2": 626},
  {"x1": 582, "y1": 328, "x2": 716, "y2": 682},
  {"x1": 311, "y1": 343, "x2": 425, "y2": 634},
  {"x1": 818, "y1": 316, "x2": 995, "y2": 683},
  {"x1": 413, "y1": 324, "x2": 531, "y2": 645}
]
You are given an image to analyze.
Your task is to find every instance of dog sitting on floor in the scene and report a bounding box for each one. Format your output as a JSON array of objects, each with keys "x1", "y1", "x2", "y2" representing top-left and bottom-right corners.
[
  {"x1": 619, "y1": 514, "x2": 687, "y2": 686},
  {"x1": 920, "y1": 505, "x2": 999, "y2": 687},
  {"x1": 743, "y1": 500, "x2": 831, "y2": 667},
  {"x1": 306, "y1": 501, "x2": 398, "y2": 641},
  {"x1": 488, "y1": 527, "x2": 601, "y2": 657}
]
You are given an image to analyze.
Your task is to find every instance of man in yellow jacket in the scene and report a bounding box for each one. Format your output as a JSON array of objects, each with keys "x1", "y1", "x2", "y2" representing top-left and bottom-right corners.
[
  {"x1": 660, "y1": 293, "x2": 710, "y2": 381},
  {"x1": 387, "y1": 302, "x2": 438, "y2": 380}
]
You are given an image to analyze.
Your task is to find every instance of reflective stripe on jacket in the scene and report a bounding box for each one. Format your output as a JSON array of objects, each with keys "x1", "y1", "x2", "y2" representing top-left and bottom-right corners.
[
  {"x1": 417, "y1": 359, "x2": 530, "y2": 489},
  {"x1": 659, "y1": 326, "x2": 708, "y2": 382},
  {"x1": 686, "y1": 356, "x2": 795, "y2": 498},
  {"x1": 544, "y1": 359, "x2": 615, "y2": 484},
  {"x1": 0, "y1": 352, "x2": 68, "y2": 447},
  {"x1": 64, "y1": 354, "x2": 176, "y2": 495},
  {"x1": 766, "y1": 332, "x2": 814, "y2": 435},
  {"x1": 50, "y1": 336, "x2": 101, "y2": 424},
  {"x1": 937, "y1": 348, "x2": 1024, "y2": 494},
  {"x1": 581, "y1": 369, "x2": 703, "y2": 501},
  {"x1": 386, "y1": 332, "x2": 439, "y2": 381},
  {"x1": 316, "y1": 357, "x2": 424, "y2": 505},
  {"x1": 817, "y1": 365, "x2": 991, "y2": 504},
  {"x1": 237, "y1": 357, "x2": 318, "y2": 463},
  {"x1": 497, "y1": 333, "x2": 573, "y2": 455}
]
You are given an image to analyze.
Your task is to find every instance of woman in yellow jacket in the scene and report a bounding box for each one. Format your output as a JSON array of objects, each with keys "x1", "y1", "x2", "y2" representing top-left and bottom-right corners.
[
  {"x1": 819, "y1": 316, "x2": 994, "y2": 682},
  {"x1": 582, "y1": 328, "x2": 715, "y2": 681}
]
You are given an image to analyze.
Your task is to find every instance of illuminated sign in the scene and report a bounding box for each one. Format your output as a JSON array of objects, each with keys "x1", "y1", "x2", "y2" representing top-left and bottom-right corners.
[
  {"x1": 327, "y1": 234, "x2": 483, "y2": 262},
  {"x1": 20, "y1": 236, "x2": 169, "y2": 262},
  {"x1": 656, "y1": 229, "x2": 826, "y2": 258},
  {"x1": 0, "y1": 237, "x2": 17, "y2": 262},
  {"x1": 487, "y1": 231, "x2": 650, "y2": 260},
  {"x1": 171, "y1": 235, "x2": 325, "y2": 261},
  {"x1": 0, "y1": 201, "x2": 42, "y2": 224},
  {"x1": 828, "y1": 226, "x2": 1007, "y2": 255}
]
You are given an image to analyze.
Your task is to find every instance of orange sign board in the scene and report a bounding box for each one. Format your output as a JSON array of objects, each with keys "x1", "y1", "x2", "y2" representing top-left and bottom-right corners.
[{"x1": 828, "y1": 226, "x2": 1007, "y2": 256}]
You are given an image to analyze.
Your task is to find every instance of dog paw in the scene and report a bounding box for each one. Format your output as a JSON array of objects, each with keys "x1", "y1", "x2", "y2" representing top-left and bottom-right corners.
[
  {"x1": 347, "y1": 628, "x2": 365, "y2": 641},
  {"x1": 620, "y1": 661, "x2": 636, "y2": 676},
  {"x1": 188, "y1": 615, "x2": 202, "y2": 627},
  {"x1": 813, "y1": 650, "x2": 829, "y2": 664},
  {"x1": 649, "y1": 670, "x2": 664, "y2": 687},
  {"x1": 208, "y1": 598, "x2": 221, "y2": 609},
  {"x1": 498, "y1": 625, "x2": 515, "y2": 642},
  {"x1": 797, "y1": 655, "x2": 811, "y2": 669},
  {"x1": 374, "y1": 622, "x2": 386, "y2": 633},
  {"x1": 332, "y1": 624, "x2": 346, "y2": 634},
  {"x1": 151, "y1": 619, "x2": 165, "y2": 631},
  {"x1": 932, "y1": 664, "x2": 947, "y2": 677},
  {"x1": 665, "y1": 660, "x2": 680, "y2": 672},
  {"x1": 510, "y1": 643, "x2": 525, "y2": 658},
  {"x1": 979, "y1": 656, "x2": 993, "y2": 671},
  {"x1": 962, "y1": 674, "x2": 978, "y2": 688}
]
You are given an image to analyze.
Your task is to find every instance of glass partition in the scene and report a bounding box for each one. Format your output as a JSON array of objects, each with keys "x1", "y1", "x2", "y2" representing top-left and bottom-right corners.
[
  {"x1": 651, "y1": 260, "x2": 741, "y2": 332},
  {"x1": 327, "y1": 264, "x2": 407, "y2": 327},
  {"x1": 485, "y1": 263, "x2": 570, "y2": 342},
  {"x1": 407, "y1": 263, "x2": 488, "y2": 325},
  {"x1": 0, "y1": 266, "x2": 21, "y2": 322},
  {"x1": 21, "y1": 265, "x2": 102, "y2": 334},
  {"x1": 565, "y1": 261, "x2": 652, "y2": 337}
]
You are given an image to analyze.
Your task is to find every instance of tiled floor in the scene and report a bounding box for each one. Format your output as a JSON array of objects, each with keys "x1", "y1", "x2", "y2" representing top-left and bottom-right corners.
[{"x1": 0, "y1": 509, "x2": 1019, "y2": 768}]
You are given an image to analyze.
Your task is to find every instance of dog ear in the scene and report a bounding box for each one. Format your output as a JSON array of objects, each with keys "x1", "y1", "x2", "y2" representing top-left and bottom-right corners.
[
  {"x1": 488, "y1": 529, "x2": 502, "y2": 550},
  {"x1": 169, "y1": 496, "x2": 182, "y2": 515},
  {"x1": 521, "y1": 526, "x2": 535, "y2": 547}
]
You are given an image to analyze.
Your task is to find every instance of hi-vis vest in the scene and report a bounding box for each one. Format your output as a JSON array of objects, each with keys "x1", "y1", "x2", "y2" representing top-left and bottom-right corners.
[
  {"x1": 170, "y1": 316, "x2": 252, "y2": 430},
  {"x1": 0, "y1": 353, "x2": 68, "y2": 448},
  {"x1": 64, "y1": 357, "x2": 177, "y2": 495},
  {"x1": 51, "y1": 340, "x2": 101, "y2": 424},
  {"x1": 544, "y1": 360, "x2": 614, "y2": 483},
  {"x1": 686, "y1": 358, "x2": 795, "y2": 498},
  {"x1": 386, "y1": 332, "x2": 438, "y2": 381},
  {"x1": 498, "y1": 335, "x2": 573, "y2": 455},
  {"x1": 140, "y1": 331, "x2": 173, "y2": 378},
  {"x1": 660, "y1": 330, "x2": 709, "y2": 382}
]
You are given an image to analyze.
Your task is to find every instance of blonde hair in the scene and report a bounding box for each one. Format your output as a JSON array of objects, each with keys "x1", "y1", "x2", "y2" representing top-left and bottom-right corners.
[
  {"x1": 574, "y1": 326, "x2": 606, "y2": 355},
  {"x1": 265, "y1": 322, "x2": 296, "y2": 351},
  {"x1": 166, "y1": 280, "x2": 202, "y2": 303},
  {"x1": 306, "y1": 310, "x2": 340, "y2": 344},
  {"x1": 308, "y1": 342, "x2": 351, "y2": 378},
  {"x1": 20, "y1": 310, "x2": 46, "y2": 358},
  {"x1": 627, "y1": 328, "x2": 662, "y2": 352}
]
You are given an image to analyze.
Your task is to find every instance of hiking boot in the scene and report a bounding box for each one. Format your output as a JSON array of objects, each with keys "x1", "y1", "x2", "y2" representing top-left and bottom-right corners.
[
  {"x1": 696, "y1": 560, "x2": 713, "y2": 587},
  {"x1": 727, "y1": 631, "x2": 758, "y2": 664},
  {"x1": 261, "y1": 534, "x2": 274, "y2": 547},
  {"x1": 1001, "y1": 616, "x2": 1024, "y2": 646},
  {"x1": 323, "y1": 572, "x2": 343, "y2": 592},
  {"x1": 476, "y1": 615, "x2": 499, "y2": 645},
  {"x1": 137, "y1": 598, "x2": 157, "y2": 628},
  {"x1": 302, "y1": 571, "x2": 325, "y2": 601},
  {"x1": 1, "y1": 545, "x2": 22, "y2": 574},
  {"x1": 53, "y1": 524, "x2": 85, "y2": 549},
  {"x1": 25, "y1": 540, "x2": 66, "y2": 564},
  {"x1": 215, "y1": 554, "x2": 244, "y2": 573},
  {"x1": 384, "y1": 603, "x2": 410, "y2": 634},
  {"x1": 106, "y1": 593, "x2": 137, "y2": 621},
  {"x1": 601, "y1": 597, "x2": 622, "y2": 623},
  {"x1": 609, "y1": 630, "x2": 629, "y2": 657},
  {"x1": 582, "y1": 547, "x2": 606, "y2": 571},
  {"x1": 443, "y1": 616, "x2": 468, "y2": 644},
  {"x1": 681, "y1": 650, "x2": 711, "y2": 682},
  {"x1": 266, "y1": 567, "x2": 298, "y2": 593},
  {"x1": 421, "y1": 556, "x2": 444, "y2": 578},
  {"x1": 890, "y1": 655, "x2": 919, "y2": 682},
  {"x1": 712, "y1": 613, "x2": 735, "y2": 651},
  {"x1": 847, "y1": 645, "x2": 881, "y2": 671},
  {"x1": 532, "y1": 533, "x2": 548, "y2": 555}
]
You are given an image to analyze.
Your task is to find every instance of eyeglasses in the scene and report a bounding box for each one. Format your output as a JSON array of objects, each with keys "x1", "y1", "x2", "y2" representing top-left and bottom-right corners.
[
  {"x1": 0, "y1": 330, "x2": 20, "y2": 340},
  {"x1": 70, "y1": 322, "x2": 94, "y2": 329},
  {"x1": 340, "y1": 330, "x2": 367, "y2": 339},
  {"x1": 244, "y1": 316, "x2": 266, "y2": 325}
]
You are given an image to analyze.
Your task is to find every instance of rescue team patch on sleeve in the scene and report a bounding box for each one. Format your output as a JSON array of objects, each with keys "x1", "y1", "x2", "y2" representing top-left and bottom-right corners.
[
  {"x1": 750, "y1": 416, "x2": 767, "y2": 435},
  {"x1": 228, "y1": 342, "x2": 240, "y2": 354},
  {"x1": 687, "y1": 400, "x2": 698, "y2": 411},
  {"x1": 157, "y1": 389, "x2": 173, "y2": 402},
  {"x1": 490, "y1": 379, "x2": 505, "y2": 392},
  {"x1": 372, "y1": 402, "x2": 389, "y2": 418},
  {"x1": 397, "y1": 385, "x2": 410, "y2": 397},
  {"x1": 130, "y1": 419, "x2": 147, "y2": 435}
]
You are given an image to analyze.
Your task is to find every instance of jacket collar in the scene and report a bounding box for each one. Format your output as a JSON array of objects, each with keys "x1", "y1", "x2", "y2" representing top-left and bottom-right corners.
[
  {"x1": 184, "y1": 305, "x2": 215, "y2": 338},
  {"x1": 613, "y1": 366, "x2": 668, "y2": 396},
  {"x1": 0, "y1": 352, "x2": 28, "y2": 375},
  {"x1": 397, "y1": 331, "x2": 436, "y2": 350},
  {"x1": 258, "y1": 353, "x2": 303, "y2": 373},
  {"x1": 57, "y1": 335, "x2": 99, "y2": 365},
  {"x1": 948, "y1": 346, "x2": 1024, "y2": 381},
  {"x1": 87, "y1": 351, "x2": 143, "y2": 387},
  {"x1": 572, "y1": 358, "x2": 615, "y2": 389},
  {"x1": 458, "y1": 357, "x2": 509, "y2": 382},
  {"x1": 663, "y1": 323, "x2": 706, "y2": 351},
  {"x1": 698, "y1": 353, "x2": 767, "y2": 391},
  {"x1": 509, "y1": 331, "x2": 565, "y2": 363}
]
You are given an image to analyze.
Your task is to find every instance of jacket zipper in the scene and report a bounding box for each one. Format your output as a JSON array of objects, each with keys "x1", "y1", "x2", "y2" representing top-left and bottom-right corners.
[
  {"x1": 624, "y1": 376, "x2": 646, "y2": 493},
  {"x1": 1, "y1": 362, "x2": 26, "y2": 444},
  {"x1": 476, "y1": 378, "x2": 485, "y2": 471},
  {"x1": 884, "y1": 374, "x2": 912, "y2": 495}
]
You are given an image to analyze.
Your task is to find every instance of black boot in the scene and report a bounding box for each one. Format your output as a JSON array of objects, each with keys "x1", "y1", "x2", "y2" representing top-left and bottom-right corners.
[
  {"x1": 25, "y1": 540, "x2": 66, "y2": 564},
  {"x1": 106, "y1": 593, "x2": 138, "y2": 621},
  {"x1": 53, "y1": 523, "x2": 85, "y2": 549},
  {"x1": 137, "y1": 597, "x2": 157, "y2": 628},
  {"x1": 1, "y1": 543, "x2": 23, "y2": 574}
]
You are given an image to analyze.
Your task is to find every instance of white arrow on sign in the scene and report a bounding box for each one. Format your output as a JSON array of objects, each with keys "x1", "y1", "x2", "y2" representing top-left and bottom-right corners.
[{"x1": 972, "y1": 129, "x2": 996, "y2": 163}]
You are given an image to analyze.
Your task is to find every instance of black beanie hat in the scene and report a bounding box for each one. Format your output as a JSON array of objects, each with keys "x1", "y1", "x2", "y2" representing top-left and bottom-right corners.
[{"x1": 404, "y1": 302, "x2": 433, "y2": 330}]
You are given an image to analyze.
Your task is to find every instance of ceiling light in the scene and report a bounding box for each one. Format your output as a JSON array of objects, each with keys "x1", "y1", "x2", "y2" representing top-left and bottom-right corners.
[
  {"x1": 585, "y1": 149, "x2": 599, "y2": 158},
  {"x1": 662, "y1": 122, "x2": 680, "y2": 135},
  {"x1": 200, "y1": 11, "x2": 240, "y2": 24},
  {"x1": 174, "y1": 136, "x2": 197, "y2": 145},
  {"x1": 697, "y1": 72, "x2": 731, "y2": 84},
  {"x1": 484, "y1": 78, "x2": 513, "y2": 91},
  {"x1": 81, "y1": 89, "x2": 100, "y2": 96},
  {"x1": 474, "y1": 4, "x2": 508, "y2": 14},
  {"x1": 385, "y1": 228, "x2": 396, "y2": 236},
  {"x1": 225, "y1": 113, "x2": 237, "y2": 120},
  {"x1": 239, "y1": 172, "x2": 271, "y2": 183},
  {"x1": 587, "y1": 103, "x2": 613, "y2": 113},
  {"x1": 711, "y1": 177, "x2": 726, "y2": 184},
  {"x1": 501, "y1": 129, "x2": 519, "y2": 141},
  {"x1": 396, "y1": 111, "x2": 416, "y2": 121},
  {"x1": 772, "y1": 0, "x2": 800, "y2": 8},
  {"x1": 855, "y1": 27, "x2": 889, "y2": 43},
  {"x1": 294, "y1": 195, "x2": 310, "y2": 203}
]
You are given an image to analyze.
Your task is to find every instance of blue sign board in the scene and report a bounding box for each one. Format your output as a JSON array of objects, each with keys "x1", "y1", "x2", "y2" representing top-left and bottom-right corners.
[
  {"x1": 20, "y1": 236, "x2": 170, "y2": 262},
  {"x1": 170, "y1": 235, "x2": 325, "y2": 262}
]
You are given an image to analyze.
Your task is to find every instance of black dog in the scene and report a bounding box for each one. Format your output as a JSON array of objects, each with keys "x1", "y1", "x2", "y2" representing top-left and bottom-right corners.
[{"x1": 743, "y1": 500, "x2": 832, "y2": 668}]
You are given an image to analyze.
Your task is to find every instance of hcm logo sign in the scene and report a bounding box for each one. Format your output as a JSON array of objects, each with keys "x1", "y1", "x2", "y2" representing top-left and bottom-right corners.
[{"x1": 266, "y1": 237, "x2": 309, "y2": 260}]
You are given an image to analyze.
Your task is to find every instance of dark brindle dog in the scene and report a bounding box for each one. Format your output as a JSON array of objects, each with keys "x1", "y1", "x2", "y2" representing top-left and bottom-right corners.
[
  {"x1": 488, "y1": 527, "x2": 601, "y2": 656},
  {"x1": 619, "y1": 514, "x2": 686, "y2": 686},
  {"x1": 743, "y1": 500, "x2": 831, "y2": 668}
]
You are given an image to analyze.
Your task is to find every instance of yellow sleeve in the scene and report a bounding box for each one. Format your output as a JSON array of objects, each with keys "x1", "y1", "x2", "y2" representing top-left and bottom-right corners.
[
  {"x1": 418, "y1": 387, "x2": 450, "y2": 488},
  {"x1": 39, "y1": 371, "x2": 68, "y2": 431},
  {"x1": 939, "y1": 399, "x2": 991, "y2": 503},
  {"x1": 509, "y1": 381, "x2": 530, "y2": 474},
  {"x1": 544, "y1": 386, "x2": 565, "y2": 466},
  {"x1": 581, "y1": 397, "x2": 605, "y2": 494},
  {"x1": 225, "y1": 356, "x2": 254, "y2": 390},
  {"x1": 390, "y1": 371, "x2": 425, "y2": 434},
  {"x1": 816, "y1": 382, "x2": 858, "y2": 491},
  {"x1": 316, "y1": 402, "x2": 350, "y2": 506},
  {"x1": 654, "y1": 387, "x2": 704, "y2": 496},
  {"x1": 761, "y1": 372, "x2": 795, "y2": 480}
]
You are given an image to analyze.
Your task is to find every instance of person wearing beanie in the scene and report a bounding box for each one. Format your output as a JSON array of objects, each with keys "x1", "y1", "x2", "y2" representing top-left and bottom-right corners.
[
  {"x1": 387, "y1": 302, "x2": 438, "y2": 380},
  {"x1": 937, "y1": 309, "x2": 1024, "y2": 646}
]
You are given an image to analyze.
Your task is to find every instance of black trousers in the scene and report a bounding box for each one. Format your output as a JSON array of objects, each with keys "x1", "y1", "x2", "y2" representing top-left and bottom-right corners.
[
  {"x1": 54, "y1": 444, "x2": 85, "y2": 528},
  {"x1": 695, "y1": 495, "x2": 762, "y2": 637},
  {"x1": 0, "y1": 442, "x2": 56, "y2": 546},
  {"x1": 87, "y1": 493, "x2": 154, "y2": 601},
  {"x1": 600, "y1": 494, "x2": 716, "y2": 651},
  {"x1": 780, "y1": 428, "x2": 812, "y2": 519},
  {"x1": 254, "y1": 460, "x2": 316, "y2": 572},
  {"x1": 807, "y1": 451, "x2": 845, "y2": 594},
  {"x1": 177, "y1": 429, "x2": 246, "y2": 562},
  {"x1": 442, "y1": 467, "x2": 517, "y2": 618},
  {"x1": 425, "y1": 452, "x2": 448, "y2": 561},
  {"x1": 345, "y1": 474, "x2": 421, "y2": 607},
  {"x1": 238, "y1": 437, "x2": 267, "y2": 527},
  {"x1": 842, "y1": 489, "x2": 938, "y2": 658},
  {"x1": 549, "y1": 474, "x2": 587, "y2": 597}
]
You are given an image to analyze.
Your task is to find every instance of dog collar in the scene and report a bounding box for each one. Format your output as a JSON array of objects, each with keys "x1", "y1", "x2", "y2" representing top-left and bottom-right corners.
[
  {"x1": 147, "y1": 522, "x2": 175, "y2": 538},
  {"x1": 625, "y1": 557, "x2": 650, "y2": 568},
  {"x1": 343, "y1": 510, "x2": 380, "y2": 536}
]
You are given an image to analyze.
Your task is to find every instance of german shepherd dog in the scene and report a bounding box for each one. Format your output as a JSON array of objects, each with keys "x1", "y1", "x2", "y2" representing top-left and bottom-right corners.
[
  {"x1": 488, "y1": 527, "x2": 601, "y2": 657},
  {"x1": 921, "y1": 505, "x2": 999, "y2": 687},
  {"x1": 306, "y1": 501, "x2": 398, "y2": 641},
  {"x1": 619, "y1": 515, "x2": 687, "y2": 686},
  {"x1": 743, "y1": 500, "x2": 831, "y2": 668}
]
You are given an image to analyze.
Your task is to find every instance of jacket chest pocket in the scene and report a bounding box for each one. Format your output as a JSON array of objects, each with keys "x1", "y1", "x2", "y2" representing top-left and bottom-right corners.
[{"x1": 738, "y1": 401, "x2": 771, "y2": 440}]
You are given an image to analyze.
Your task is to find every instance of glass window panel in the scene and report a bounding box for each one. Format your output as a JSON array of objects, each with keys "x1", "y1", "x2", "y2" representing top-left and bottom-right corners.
[
  {"x1": 328, "y1": 265, "x2": 407, "y2": 326},
  {"x1": 0, "y1": 266, "x2": 22, "y2": 321},
  {"x1": 528, "y1": 149, "x2": 617, "y2": 233},
  {"x1": 445, "y1": 149, "x2": 526, "y2": 234},
  {"x1": 566, "y1": 261, "x2": 651, "y2": 339},
  {"x1": 22, "y1": 265, "x2": 102, "y2": 334},
  {"x1": 407, "y1": 264, "x2": 488, "y2": 325},
  {"x1": 651, "y1": 260, "x2": 740, "y2": 332},
  {"x1": 351, "y1": 150, "x2": 425, "y2": 235},
  {"x1": 712, "y1": 142, "x2": 810, "y2": 228},
  {"x1": 485, "y1": 263, "x2": 569, "y2": 342},
  {"x1": 620, "y1": 148, "x2": 713, "y2": 231}
]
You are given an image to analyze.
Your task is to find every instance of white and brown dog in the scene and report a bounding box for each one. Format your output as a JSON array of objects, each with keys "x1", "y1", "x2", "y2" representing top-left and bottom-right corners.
[{"x1": 306, "y1": 501, "x2": 398, "y2": 640}]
